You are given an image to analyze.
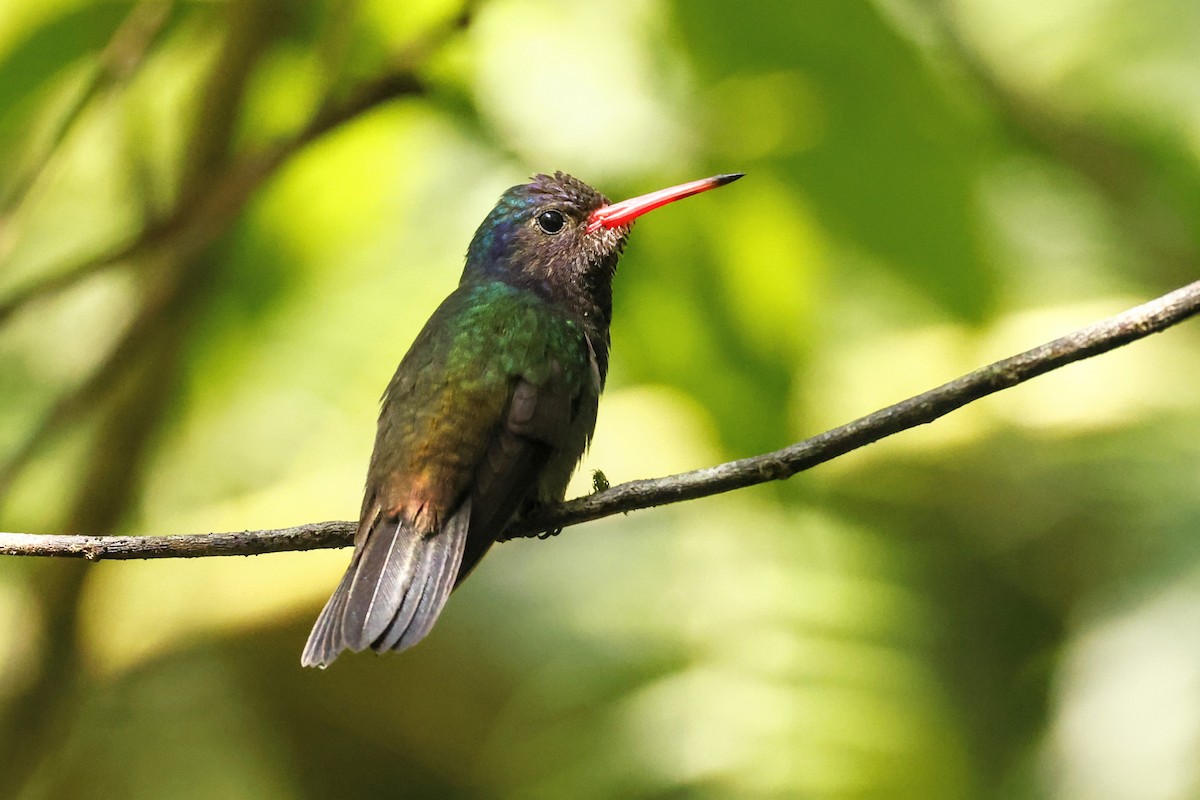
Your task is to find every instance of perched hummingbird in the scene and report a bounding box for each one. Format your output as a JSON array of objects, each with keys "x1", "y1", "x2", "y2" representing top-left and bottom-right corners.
[{"x1": 302, "y1": 171, "x2": 743, "y2": 668}]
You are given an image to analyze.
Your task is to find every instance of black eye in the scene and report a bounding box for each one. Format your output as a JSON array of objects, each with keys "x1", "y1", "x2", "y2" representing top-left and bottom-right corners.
[{"x1": 536, "y1": 209, "x2": 565, "y2": 234}]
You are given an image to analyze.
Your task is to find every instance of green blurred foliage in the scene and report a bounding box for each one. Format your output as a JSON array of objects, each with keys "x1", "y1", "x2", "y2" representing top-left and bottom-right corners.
[{"x1": 1, "y1": 0, "x2": 1200, "y2": 798}]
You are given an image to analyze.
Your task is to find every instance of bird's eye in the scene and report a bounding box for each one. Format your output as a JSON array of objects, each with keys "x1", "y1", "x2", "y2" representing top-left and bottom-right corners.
[{"x1": 536, "y1": 209, "x2": 566, "y2": 234}]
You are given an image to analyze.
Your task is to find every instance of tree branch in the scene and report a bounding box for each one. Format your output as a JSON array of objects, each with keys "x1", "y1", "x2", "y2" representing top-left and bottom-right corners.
[
  {"x1": 2, "y1": 280, "x2": 1198, "y2": 560},
  {"x1": 0, "y1": 5, "x2": 470, "y2": 326},
  {"x1": 0, "y1": 1, "x2": 173, "y2": 218}
]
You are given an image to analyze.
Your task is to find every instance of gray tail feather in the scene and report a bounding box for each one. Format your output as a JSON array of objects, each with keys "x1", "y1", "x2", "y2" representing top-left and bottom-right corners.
[{"x1": 300, "y1": 500, "x2": 470, "y2": 668}]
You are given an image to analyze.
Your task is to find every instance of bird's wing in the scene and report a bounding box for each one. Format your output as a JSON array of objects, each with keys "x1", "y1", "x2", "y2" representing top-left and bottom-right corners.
[{"x1": 456, "y1": 367, "x2": 583, "y2": 582}]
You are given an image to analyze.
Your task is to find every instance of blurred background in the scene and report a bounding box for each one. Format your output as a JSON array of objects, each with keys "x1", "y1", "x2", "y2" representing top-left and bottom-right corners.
[{"x1": 1, "y1": 0, "x2": 1199, "y2": 797}]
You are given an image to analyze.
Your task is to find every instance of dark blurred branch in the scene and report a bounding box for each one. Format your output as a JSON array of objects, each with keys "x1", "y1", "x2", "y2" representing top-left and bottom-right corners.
[
  {"x1": 3, "y1": 279, "x2": 1199, "y2": 559},
  {"x1": 0, "y1": 5, "x2": 469, "y2": 327},
  {"x1": 0, "y1": 2, "x2": 172, "y2": 325},
  {"x1": 0, "y1": 1, "x2": 172, "y2": 212},
  {"x1": 0, "y1": 242, "x2": 133, "y2": 327},
  {"x1": 0, "y1": 264, "x2": 185, "y2": 498},
  {"x1": 936, "y1": 6, "x2": 1200, "y2": 282}
]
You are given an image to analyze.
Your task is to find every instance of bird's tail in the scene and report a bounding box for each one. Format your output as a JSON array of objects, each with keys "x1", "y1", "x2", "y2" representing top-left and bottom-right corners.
[{"x1": 301, "y1": 501, "x2": 469, "y2": 668}]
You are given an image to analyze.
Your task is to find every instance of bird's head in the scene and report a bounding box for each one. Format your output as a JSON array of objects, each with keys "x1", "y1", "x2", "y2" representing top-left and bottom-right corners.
[{"x1": 463, "y1": 171, "x2": 743, "y2": 305}]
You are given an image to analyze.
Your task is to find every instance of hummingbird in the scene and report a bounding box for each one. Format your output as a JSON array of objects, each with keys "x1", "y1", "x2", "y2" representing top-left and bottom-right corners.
[{"x1": 301, "y1": 171, "x2": 743, "y2": 668}]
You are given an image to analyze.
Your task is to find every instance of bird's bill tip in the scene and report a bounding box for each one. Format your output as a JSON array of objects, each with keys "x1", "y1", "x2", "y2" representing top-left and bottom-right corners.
[{"x1": 586, "y1": 172, "x2": 745, "y2": 232}]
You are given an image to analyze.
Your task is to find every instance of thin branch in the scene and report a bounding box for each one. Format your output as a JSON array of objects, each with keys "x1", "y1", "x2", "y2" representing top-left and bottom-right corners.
[
  {"x1": 3, "y1": 280, "x2": 1198, "y2": 560},
  {"x1": 0, "y1": 522, "x2": 354, "y2": 561}
]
